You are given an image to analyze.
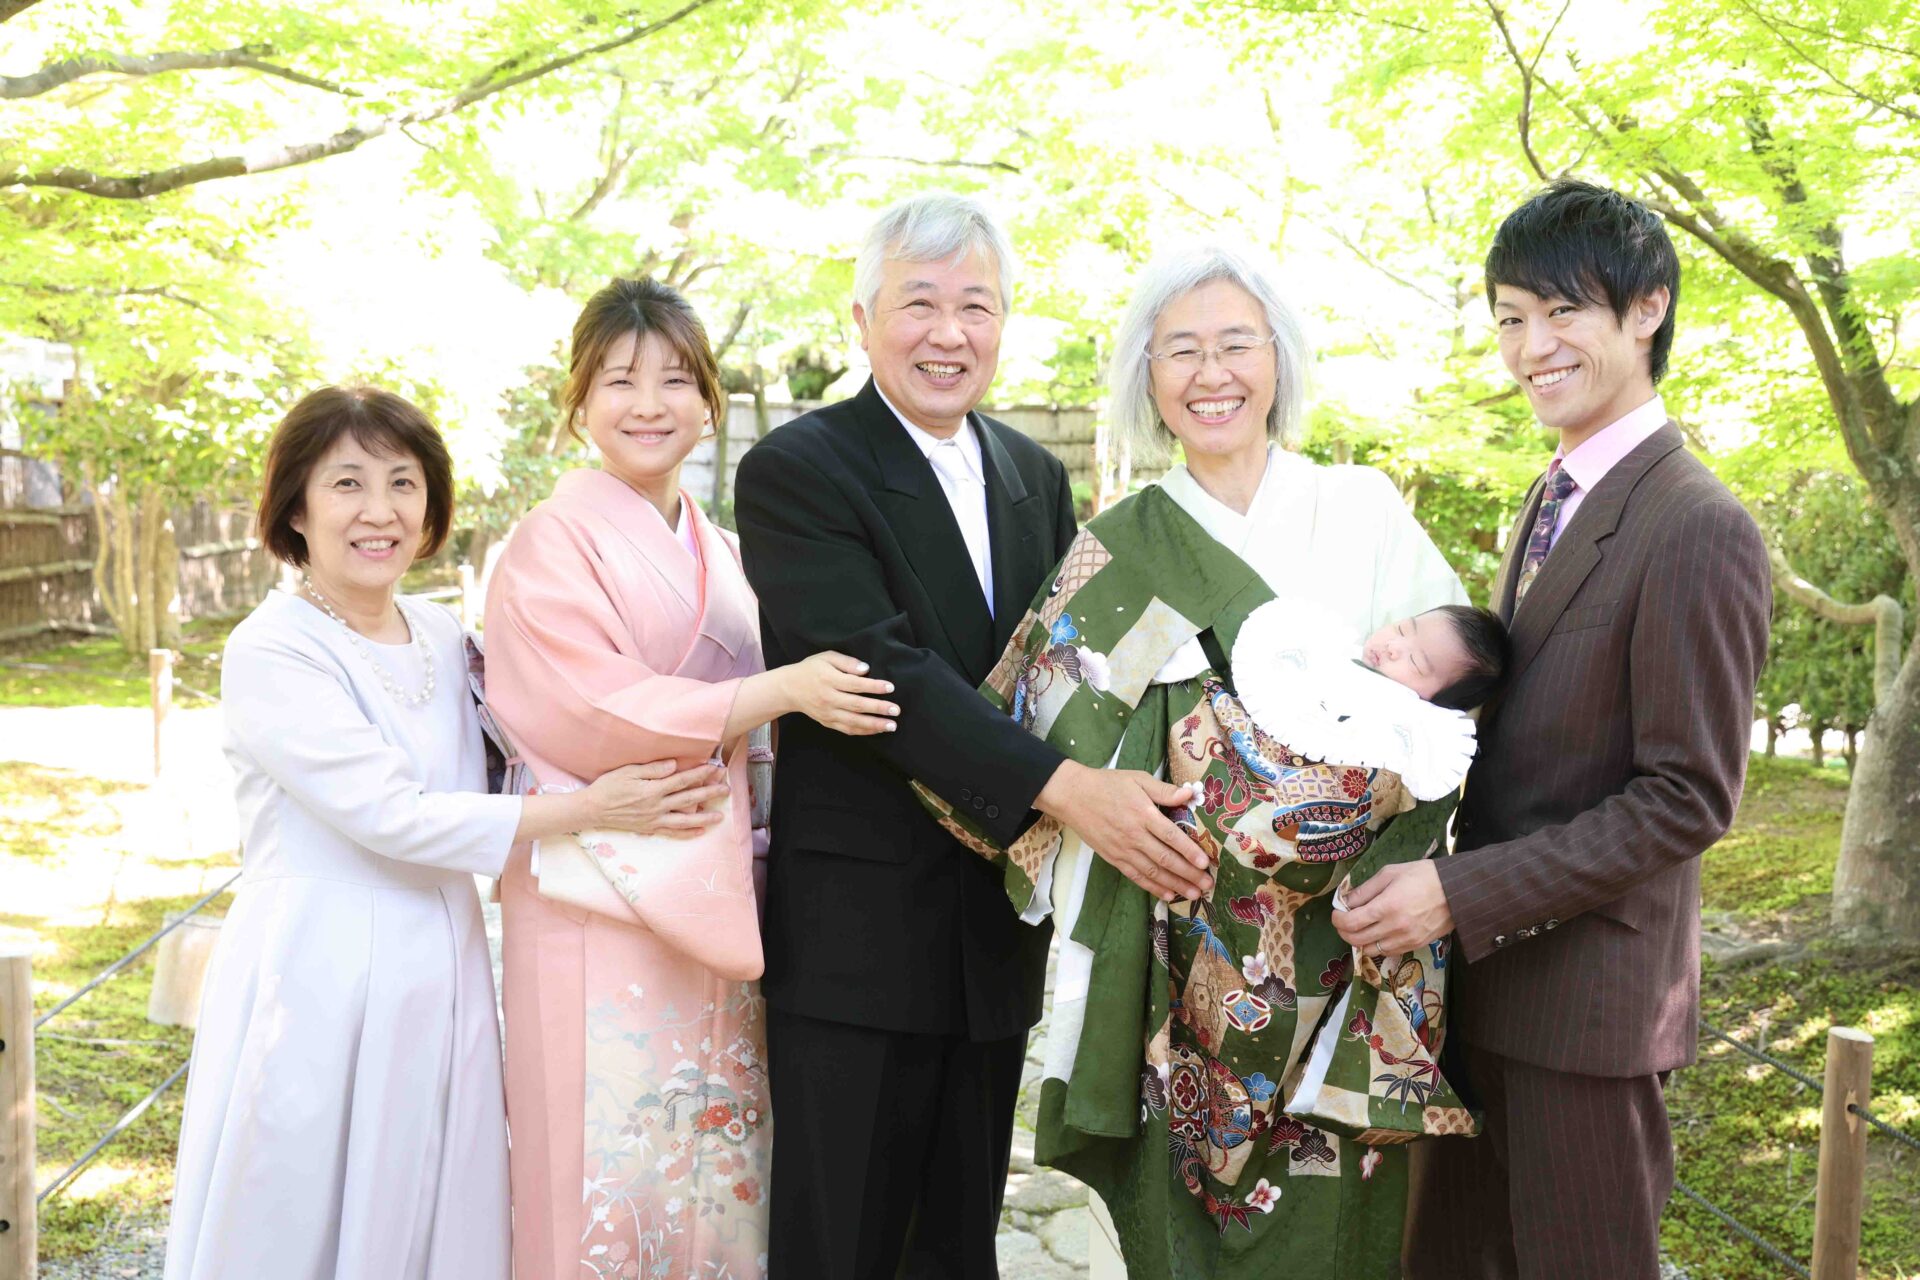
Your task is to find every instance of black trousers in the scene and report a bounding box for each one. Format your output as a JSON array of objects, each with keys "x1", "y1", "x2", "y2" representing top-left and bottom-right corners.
[
  {"x1": 1404, "y1": 1042, "x2": 1674, "y2": 1279},
  {"x1": 765, "y1": 1006, "x2": 1027, "y2": 1280}
]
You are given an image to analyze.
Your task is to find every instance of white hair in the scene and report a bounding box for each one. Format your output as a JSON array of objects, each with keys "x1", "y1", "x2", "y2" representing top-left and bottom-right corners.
[
  {"x1": 853, "y1": 192, "x2": 1018, "y2": 317},
  {"x1": 1108, "y1": 241, "x2": 1312, "y2": 464}
]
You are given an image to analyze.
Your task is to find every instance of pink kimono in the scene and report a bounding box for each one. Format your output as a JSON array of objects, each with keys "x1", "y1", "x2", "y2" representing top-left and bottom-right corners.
[{"x1": 484, "y1": 468, "x2": 770, "y2": 1280}]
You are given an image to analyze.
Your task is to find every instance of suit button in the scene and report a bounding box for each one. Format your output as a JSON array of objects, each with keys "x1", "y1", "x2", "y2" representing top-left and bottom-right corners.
[
  {"x1": 986, "y1": 804, "x2": 1000, "y2": 819},
  {"x1": 1544, "y1": 918, "x2": 1560, "y2": 930},
  {"x1": 972, "y1": 796, "x2": 986, "y2": 810},
  {"x1": 960, "y1": 787, "x2": 973, "y2": 801},
  {"x1": 1492, "y1": 934, "x2": 1509, "y2": 949}
]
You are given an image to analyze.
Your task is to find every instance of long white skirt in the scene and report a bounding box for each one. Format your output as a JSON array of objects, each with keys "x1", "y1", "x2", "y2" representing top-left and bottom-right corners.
[{"x1": 163, "y1": 875, "x2": 510, "y2": 1280}]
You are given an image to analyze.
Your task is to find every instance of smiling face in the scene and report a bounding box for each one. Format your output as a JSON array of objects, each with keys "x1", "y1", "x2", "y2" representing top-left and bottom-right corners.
[
  {"x1": 1361, "y1": 611, "x2": 1473, "y2": 701},
  {"x1": 1148, "y1": 279, "x2": 1277, "y2": 473},
  {"x1": 854, "y1": 249, "x2": 1004, "y2": 436},
  {"x1": 581, "y1": 330, "x2": 709, "y2": 499},
  {"x1": 291, "y1": 434, "x2": 427, "y2": 599},
  {"x1": 1494, "y1": 283, "x2": 1668, "y2": 449}
]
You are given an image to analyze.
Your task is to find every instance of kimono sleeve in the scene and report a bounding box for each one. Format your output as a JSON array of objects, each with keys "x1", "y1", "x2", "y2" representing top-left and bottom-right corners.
[
  {"x1": 485, "y1": 510, "x2": 742, "y2": 781},
  {"x1": 1353, "y1": 466, "x2": 1469, "y2": 624},
  {"x1": 222, "y1": 629, "x2": 521, "y2": 876}
]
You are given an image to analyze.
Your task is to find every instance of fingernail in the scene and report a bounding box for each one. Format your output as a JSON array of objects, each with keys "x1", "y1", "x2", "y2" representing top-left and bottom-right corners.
[
  {"x1": 884, "y1": 682, "x2": 895, "y2": 693},
  {"x1": 886, "y1": 721, "x2": 897, "y2": 732},
  {"x1": 888, "y1": 705, "x2": 900, "y2": 716},
  {"x1": 857, "y1": 662, "x2": 870, "y2": 673}
]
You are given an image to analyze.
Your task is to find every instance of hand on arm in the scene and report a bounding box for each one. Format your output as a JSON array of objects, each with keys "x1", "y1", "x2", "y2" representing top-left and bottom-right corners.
[
  {"x1": 1034, "y1": 761, "x2": 1212, "y2": 901},
  {"x1": 723, "y1": 652, "x2": 898, "y2": 742},
  {"x1": 1331, "y1": 861, "x2": 1453, "y2": 954},
  {"x1": 513, "y1": 760, "x2": 731, "y2": 844}
]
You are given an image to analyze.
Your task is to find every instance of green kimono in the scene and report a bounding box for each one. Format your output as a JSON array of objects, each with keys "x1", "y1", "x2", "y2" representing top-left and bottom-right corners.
[{"x1": 921, "y1": 484, "x2": 1474, "y2": 1278}]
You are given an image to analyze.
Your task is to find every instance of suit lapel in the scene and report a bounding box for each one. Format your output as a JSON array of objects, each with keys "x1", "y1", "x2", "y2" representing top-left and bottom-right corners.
[
  {"x1": 978, "y1": 419, "x2": 1034, "y2": 658},
  {"x1": 854, "y1": 380, "x2": 996, "y2": 670},
  {"x1": 1492, "y1": 473, "x2": 1546, "y2": 626},
  {"x1": 1506, "y1": 422, "x2": 1686, "y2": 683}
]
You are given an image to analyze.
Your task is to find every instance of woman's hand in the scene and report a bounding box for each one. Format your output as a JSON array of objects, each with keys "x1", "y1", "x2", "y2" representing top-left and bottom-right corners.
[
  {"x1": 780, "y1": 651, "x2": 898, "y2": 736},
  {"x1": 584, "y1": 760, "x2": 730, "y2": 837}
]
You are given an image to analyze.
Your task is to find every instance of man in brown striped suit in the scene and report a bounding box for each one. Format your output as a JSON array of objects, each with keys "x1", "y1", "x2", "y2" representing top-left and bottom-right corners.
[{"x1": 1332, "y1": 180, "x2": 1772, "y2": 1278}]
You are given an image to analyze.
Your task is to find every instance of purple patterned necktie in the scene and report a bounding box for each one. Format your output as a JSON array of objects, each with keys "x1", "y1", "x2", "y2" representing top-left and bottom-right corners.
[{"x1": 1513, "y1": 462, "x2": 1578, "y2": 607}]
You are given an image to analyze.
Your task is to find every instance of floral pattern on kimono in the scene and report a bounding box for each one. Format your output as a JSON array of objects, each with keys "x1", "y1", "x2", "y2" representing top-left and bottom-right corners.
[
  {"x1": 580, "y1": 979, "x2": 770, "y2": 1279},
  {"x1": 915, "y1": 484, "x2": 1469, "y2": 1278}
]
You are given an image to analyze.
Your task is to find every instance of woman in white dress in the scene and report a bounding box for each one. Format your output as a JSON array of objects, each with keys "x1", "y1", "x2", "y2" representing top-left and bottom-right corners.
[{"x1": 164, "y1": 386, "x2": 706, "y2": 1280}]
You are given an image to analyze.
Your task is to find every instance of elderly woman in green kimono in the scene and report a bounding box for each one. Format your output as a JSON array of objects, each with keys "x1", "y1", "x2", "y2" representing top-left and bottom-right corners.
[{"x1": 923, "y1": 243, "x2": 1477, "y2": 1277}]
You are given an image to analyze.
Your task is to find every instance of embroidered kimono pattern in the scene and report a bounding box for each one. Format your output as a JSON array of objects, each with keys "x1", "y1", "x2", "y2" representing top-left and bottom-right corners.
[
  {"x1": 919, "y1": 484, "x2": 1471, "y2": 1277},
  {"x1": 485, "y1": 469, "x2": 770, "y2": 1280}
]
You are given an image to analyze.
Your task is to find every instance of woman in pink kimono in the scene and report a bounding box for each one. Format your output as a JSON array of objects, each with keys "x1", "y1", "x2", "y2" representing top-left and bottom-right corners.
[{"x1": 485, "y1": 277, "x2": 897, "y2": 1280}]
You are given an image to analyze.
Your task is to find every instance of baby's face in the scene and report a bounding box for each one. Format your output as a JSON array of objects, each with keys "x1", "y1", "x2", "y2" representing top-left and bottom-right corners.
[{"x1": 1361, "y1": 612, "x2": 1470, "y2": 700}]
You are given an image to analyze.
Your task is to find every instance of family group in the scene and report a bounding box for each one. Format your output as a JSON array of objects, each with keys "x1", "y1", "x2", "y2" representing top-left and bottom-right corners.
[{"x1": 159, "y1": 178, "x2": 1773, "y2": 1280}]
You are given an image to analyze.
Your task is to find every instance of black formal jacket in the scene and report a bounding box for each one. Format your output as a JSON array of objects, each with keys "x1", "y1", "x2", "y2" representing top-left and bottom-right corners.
[{"x1": 733, "y1": 380, "x2": 1077, "y2": 1041}]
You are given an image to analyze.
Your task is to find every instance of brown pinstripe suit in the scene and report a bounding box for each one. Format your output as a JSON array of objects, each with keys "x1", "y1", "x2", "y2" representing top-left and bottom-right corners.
[{"x1": 1405, "y1": 423, "x2": 1772, "y2": 1279}]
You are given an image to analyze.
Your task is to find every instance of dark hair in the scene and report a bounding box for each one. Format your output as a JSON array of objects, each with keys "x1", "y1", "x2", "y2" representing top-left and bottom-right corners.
[
  {"x1": 1426, "y1": 604, "x2": 1511, "y2": 711},
  {"x1": 256, "y1": 385, "x2": 454, "y2": 567},
  {"x1": 1485, "y1": 179, "x2": 1681, "y2": 383},
  {"x1": 562, "y1": 277, "x2": 726, "y2": 441}
]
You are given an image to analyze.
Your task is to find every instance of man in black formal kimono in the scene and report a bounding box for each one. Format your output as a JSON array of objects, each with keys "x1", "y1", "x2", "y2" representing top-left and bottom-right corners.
[{"x1": 735, "y1": 192, "x2": 1214, "y2": 1279}]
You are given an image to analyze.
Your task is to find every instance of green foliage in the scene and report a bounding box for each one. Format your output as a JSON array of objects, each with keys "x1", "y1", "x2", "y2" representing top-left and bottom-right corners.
[{"x1": 1743, "y1": 470, "x2": 1914, "y2": 733}]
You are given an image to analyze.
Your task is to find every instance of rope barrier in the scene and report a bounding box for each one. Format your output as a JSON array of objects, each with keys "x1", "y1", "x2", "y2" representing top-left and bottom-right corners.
[
  {"x1": 33, "y1": 871, "x2": 241, "y2": 1030},
  {"x1": 1697, "y1": 1018, "x2": 1825, "y2": 1091},
  {"x1": 1849, "y1": 1102, "x2": 1920, "y2": 1155},
  {"x1": 1671, "y1": 1179, "x2": 1811, "y2": 1278},
  {"x1": 35, "y1": 1059, "x2": 190, "y2": 1205},
  {"x1": 1699, "y1": 1017, "x2": 1920, "y2": 1149}
]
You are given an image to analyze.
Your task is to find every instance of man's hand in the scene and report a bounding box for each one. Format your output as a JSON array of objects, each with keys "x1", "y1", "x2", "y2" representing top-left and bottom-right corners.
[
  {"x1": 1331, "y1": 861, "x2": 1453, "y2": 955},
  {"x1": 1034, "y1": 761, "x2": 1212, "y2": 902}
]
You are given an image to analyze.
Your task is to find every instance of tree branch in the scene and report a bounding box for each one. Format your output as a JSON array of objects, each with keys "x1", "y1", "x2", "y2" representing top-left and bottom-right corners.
[
  {"x1": 839, "y1": 152, "x2": 1022, "y2": 175},
  {"x1": 0, "y1": 0, "x2": 720, "y2": 199},
  {"x1": 711, "y1": 299, "x2": 752, "y2": 364},
  {"x1": 0, "y1": 0, "x2": 45, "y2": 23},
  {"x1": 1308, "y1": 216, "x2": 1456, "y2": 312},
  {"x1": 1483, "y1": 0, "x2": 1558, "y2": 181},
  {"x1": 1768, "y1": 542, "x2": 1905, "y2": 703},
  {"x1": 1730, "y1": 0, "x2": 1920, "y2": 123},
  {"x1": 1, "y1": 46, "x2": 360, "y2": 100},
  {"x1": 0, "y1": 280, "x2": 228, "y2": 321}
]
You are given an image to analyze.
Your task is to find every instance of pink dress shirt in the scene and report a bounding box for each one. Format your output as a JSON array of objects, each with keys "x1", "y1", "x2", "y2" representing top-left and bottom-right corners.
[{"x1": 1551, "y1": 396, "x2": 1669, "y2": 542}]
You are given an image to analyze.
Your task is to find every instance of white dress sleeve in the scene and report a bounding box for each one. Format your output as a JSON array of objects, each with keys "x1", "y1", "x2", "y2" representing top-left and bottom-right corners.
[{"x1": 222, "y1": 624, "x2": 522, "y2": 875}]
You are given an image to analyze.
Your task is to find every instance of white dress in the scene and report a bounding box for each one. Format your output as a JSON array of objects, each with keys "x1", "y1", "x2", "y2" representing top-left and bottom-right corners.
[{"x1": 164, "y1": 590, "x2": 522, "y2": 1280}]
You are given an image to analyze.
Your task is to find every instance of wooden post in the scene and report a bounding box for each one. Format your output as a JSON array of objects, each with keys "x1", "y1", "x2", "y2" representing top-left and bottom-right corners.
[
  {"x1": 457, "y1": 563, "x2": 477, "y2": 631},
  {"x1": 147, "y1": 913, "x2": 222, "y2": 1030},
  {"x1": 0, "y1": 941, "x2": 36, "y2": 1280},
  {"x1": 149, "y1": 648, "x2": 172, "y2": 779},
  {"x1": 1811, "y1": 1025, "x2": 1874, "y2": 1280}
]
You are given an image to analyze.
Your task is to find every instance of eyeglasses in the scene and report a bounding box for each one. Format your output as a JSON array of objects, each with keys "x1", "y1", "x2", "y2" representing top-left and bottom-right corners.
[{"x1": 1146, "y1": 332, "x2": 1278, "y2": 373}]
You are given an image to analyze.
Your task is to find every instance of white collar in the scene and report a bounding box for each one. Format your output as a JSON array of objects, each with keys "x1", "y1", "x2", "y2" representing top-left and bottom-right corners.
[{"x1": 875, "y1": 381, "x2": 986, "y2": 484}]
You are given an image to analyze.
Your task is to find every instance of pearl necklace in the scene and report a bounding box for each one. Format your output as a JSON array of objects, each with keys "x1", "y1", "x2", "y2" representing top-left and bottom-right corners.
[{"x1": 302, "y1": 577, "x2": 437, "y2": 708}]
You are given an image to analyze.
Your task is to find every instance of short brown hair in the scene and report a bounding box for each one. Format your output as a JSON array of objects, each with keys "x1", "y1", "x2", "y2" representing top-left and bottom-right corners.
[
  {"x1": 562, "y1": 277, "x2": 726, "y2": 441},
  {"x1": 256, "y1": 385, "x2": 455, "y2": 567}
]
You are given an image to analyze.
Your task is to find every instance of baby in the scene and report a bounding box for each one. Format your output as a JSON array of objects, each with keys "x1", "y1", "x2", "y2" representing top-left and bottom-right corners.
[
  {"x1": 1358, "y1": 604, "x2": 1511, "y2": 712},
  {"x1": 1230, "y1": 600, "x2": 1512, "y2": 807}
]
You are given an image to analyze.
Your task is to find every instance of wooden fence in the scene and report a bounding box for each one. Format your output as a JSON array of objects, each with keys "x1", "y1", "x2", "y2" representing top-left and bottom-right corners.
[{"x1": 0, "y1": 503, "x2": 273, "y2": 647}]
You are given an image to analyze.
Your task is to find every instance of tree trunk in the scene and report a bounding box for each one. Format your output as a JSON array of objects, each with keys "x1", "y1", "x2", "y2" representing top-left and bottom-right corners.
[
  {"x1": 1765, "y1": 716, "x2": 1779, "y2": 758},
  {"x1": 1809, "y1": 722, "x2": 1826, "y2": 769},
  {"x1": 1842, "y1": 727, "x2": 1858, "y2": 776},
  {"x1": 709, "y1": 399, "x2": 732, "y2": 520},
  {"x1": 1833, "y1": 643, "x2": 1920, "y2": 939}
]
